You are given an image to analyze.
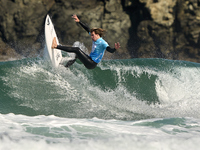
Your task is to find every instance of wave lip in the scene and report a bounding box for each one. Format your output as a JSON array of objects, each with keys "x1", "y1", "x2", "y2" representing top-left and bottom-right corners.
[{"x1": 0, "y1": 58, "x2": 200, "y2": 120}]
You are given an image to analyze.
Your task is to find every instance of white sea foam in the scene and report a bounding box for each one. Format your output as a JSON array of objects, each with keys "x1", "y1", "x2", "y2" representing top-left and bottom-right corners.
[{"x1": 0, "y1": 114, "x2": 200, "y2": 150}]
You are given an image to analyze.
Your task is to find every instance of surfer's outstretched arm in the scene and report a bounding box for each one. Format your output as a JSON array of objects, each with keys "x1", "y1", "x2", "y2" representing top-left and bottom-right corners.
[
  {"x1": 79, "y1": 21, "x2": 90, "y2": 33},
  {"x1": 106, "y1": 47, "x2": 116, "y2": 53},
  {"x1": 106, "y1": 42, "x2": 120, "y2": 53},
  {"x1": 72, "y1": 14, "x2": 90, "y2": 33}
]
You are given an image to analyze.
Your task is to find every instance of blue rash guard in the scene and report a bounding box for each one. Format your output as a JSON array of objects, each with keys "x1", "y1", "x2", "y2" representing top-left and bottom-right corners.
[
  {"x1": 89, "y1": 36, "x2": 109, "y2": 63},
  {"x1": 79, "y1": 21, "x2": 116, "y2": 63}
]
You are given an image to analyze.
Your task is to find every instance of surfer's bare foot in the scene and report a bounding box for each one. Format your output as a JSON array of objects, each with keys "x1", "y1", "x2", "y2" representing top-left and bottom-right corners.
[{"x1": 51, "y1": 37, "x2": 57, "y2": 49}]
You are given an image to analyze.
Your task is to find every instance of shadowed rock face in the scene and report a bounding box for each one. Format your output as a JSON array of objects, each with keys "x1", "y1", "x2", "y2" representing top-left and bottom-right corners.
[{"x1": 0, "y1": 0, "x2": 200, "y2": 62}]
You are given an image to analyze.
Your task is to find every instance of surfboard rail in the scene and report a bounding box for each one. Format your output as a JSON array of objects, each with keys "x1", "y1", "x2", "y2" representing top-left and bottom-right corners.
[{"x1": 44, "y1": 14, "x2": 62, "y2": 67}]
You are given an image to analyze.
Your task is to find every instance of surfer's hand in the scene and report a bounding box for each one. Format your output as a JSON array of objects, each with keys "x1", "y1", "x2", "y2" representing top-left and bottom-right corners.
[
  {"x1": 115, "y1": 42, "x2": 120, "y2": 49},
  {"x1": 72, "y1": 14, "x2": 80, "y2": 22}
]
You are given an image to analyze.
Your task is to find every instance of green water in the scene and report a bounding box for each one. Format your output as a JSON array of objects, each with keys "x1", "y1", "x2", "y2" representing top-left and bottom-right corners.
[{"x1": 0, "y1": 58, "x2": 200, "y2": 120}]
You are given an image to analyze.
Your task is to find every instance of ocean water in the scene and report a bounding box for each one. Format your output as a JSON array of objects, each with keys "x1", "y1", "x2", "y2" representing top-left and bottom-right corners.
[{"x1": 0, "y1": 49, "x2": 200, "y2": 149}]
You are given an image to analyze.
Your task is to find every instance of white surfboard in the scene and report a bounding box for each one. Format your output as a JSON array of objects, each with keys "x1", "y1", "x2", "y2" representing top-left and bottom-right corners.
[{"x1": 45, "y1": 15, "x2": 62, "y2": 67}]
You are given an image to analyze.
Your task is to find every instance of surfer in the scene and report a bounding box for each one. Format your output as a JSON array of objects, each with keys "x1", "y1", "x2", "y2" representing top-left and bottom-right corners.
[{"x1": 52, "y1": 14, "x2": 120, "y2": 69}]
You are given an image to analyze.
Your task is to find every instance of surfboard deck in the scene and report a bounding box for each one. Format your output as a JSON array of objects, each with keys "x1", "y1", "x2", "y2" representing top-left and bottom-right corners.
[{"x1": 45, "y1": 15, "x2": 62, "y2": 67}]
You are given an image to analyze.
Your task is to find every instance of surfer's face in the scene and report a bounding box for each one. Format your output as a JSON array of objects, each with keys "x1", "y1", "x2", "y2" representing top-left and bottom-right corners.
[{"x1": 91, "y1": 31, "x2": 100, "y2": 41}]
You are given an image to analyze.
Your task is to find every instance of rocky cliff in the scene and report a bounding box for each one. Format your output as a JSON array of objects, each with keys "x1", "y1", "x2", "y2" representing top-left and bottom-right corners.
[{"x1": 0, "y1": 0, "x2": 200, "y2": 63}]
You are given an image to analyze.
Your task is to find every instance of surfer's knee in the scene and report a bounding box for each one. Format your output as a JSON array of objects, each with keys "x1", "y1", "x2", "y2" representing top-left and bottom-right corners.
[
  {"x1": 84, "y1": 63, "x2": 97, "y2": 69},
  {"x1": 74, "y1": 47, "x2": 81, "y2": 53}
]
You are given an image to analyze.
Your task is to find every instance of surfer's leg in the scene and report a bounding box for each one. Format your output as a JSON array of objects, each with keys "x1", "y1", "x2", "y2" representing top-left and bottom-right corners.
[
  {"x1": 52, "y1": 37, "x2": 97, "y2": 69},
  {"x1": 56, "y1": 45, "x2": 97, "y2": 69},
  {"x1": 76, "y1": 49, "x2": 97, "y2": 69},
  {"x1": 57, "y1": 45, "x2": 80, "y2": 53}
]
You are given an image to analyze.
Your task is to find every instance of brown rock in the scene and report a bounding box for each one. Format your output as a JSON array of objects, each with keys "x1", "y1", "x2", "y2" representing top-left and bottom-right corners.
[{"x1": 0, "y1": 0, "x2": 200, "y2": 63}]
